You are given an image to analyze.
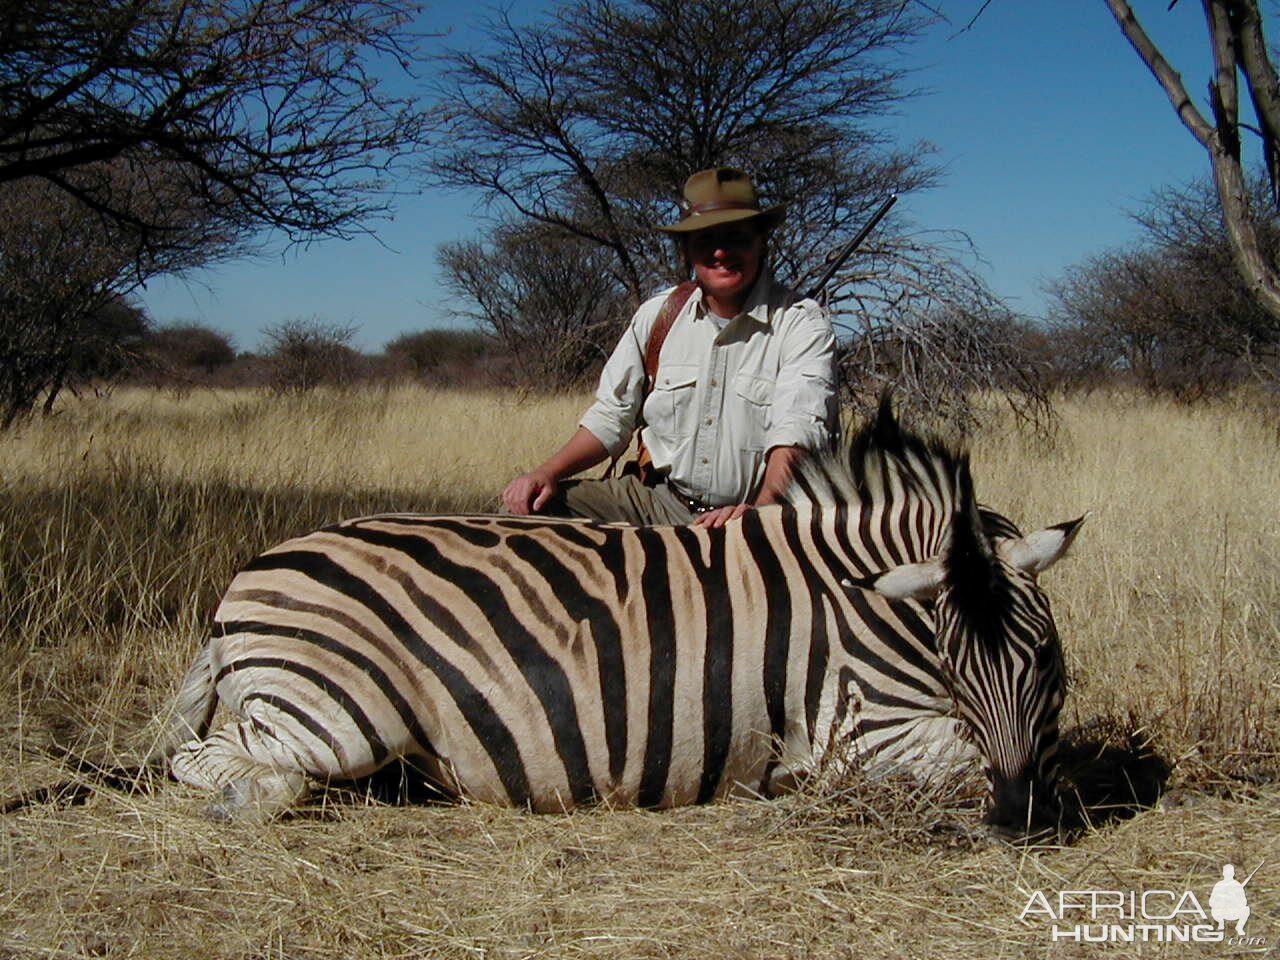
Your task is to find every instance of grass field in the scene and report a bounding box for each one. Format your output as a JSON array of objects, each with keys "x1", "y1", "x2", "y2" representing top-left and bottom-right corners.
[{"x1": 1, "y1": 384, "x2": 1277, "y2": 959}]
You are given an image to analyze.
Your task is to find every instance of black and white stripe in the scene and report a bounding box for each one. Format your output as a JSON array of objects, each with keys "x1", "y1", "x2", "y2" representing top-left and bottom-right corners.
[{"x1": 163, "y1": 402, "x2": 1084, "y2": 828}]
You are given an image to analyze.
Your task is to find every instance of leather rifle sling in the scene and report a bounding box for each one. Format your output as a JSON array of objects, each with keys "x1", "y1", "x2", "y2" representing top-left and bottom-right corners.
[{"x1": 608, "y1": 280, "x2": 697, "y2": 481}]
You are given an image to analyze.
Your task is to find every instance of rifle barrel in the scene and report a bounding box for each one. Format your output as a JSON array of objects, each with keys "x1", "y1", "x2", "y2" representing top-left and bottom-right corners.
[
  {"x1": 1242, "y1": 859, "x2": 1265, "y2": 886},
  {"x1": 803, "y1": 193, "x2": 897, "y2": 300}
]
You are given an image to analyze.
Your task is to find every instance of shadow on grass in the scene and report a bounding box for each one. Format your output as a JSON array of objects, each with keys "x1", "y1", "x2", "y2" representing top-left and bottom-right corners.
[
  {"x1": 312, "y1": 723, "x2": 1178, "y2": 832},
  {"x1": 315, "y1": 759, "x2": 461, "y2": 814},
  {"x1": 1056, "y1": 718, "x2": 1172, "y2": 833}
]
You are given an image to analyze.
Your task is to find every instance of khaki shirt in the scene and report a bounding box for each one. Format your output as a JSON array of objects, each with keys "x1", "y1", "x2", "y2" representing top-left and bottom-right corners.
[{"x1": 580, "y1": 271, "x2": 838, "y2": 506}]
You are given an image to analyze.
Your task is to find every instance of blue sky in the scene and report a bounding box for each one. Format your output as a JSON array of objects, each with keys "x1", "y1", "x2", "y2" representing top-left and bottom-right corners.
[{"x1": 137, "y1": 0, "x2": 1220, "y2": 353}]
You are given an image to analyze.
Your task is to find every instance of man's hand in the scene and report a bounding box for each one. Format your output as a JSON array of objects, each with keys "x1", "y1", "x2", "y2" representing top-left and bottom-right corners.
[
  {"x1": 502, "y1": 470, "x2": 558, "y2": 514},
  {"x1": 692, "y1": 503, "x2": 751, "y2": 529},
  {"x1": 500, "y1": 428, "x2": 611, "y2": 515}
]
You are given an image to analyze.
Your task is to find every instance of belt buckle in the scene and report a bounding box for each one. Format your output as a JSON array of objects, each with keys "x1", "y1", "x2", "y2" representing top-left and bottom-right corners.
[{"x1": 669, "y1": 482, "x2": 713, "y2": 514}]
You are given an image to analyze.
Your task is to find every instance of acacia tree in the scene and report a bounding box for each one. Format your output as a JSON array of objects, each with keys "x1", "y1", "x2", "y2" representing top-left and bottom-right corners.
[
  {"x1": 0, "y1": 149, "x2": 244, "y2": 426},
  {"x1": 0, "y1": 173, "x2": 150, "y2": 426},
  {"x1": 1, "y1": 0, "x2": 432, "y2": 275},
  {"x1": 439, "y1": 223, "x2": 630, "y2": 385},
  {"x1": 143, "y1": 324, "x2": 237, "y2": 383},
  {"x1": 431, "y1": 0, "x2": 1053, "y2": 432},
  {"x1": 1106, "y1": 0, "x2": 1280, "y2": 323},
  {"x1": 261, "y1": 318, "x2": 361, "y2": 394},
  {"x1": 1043, "y1": 175, "x2": 1280, "y2": 397},
  {"x1": 0, "y1": 0, "x2": 432, "y2": 421},
  {"x1": 430, "y1": 0, "x2": 936, "y2": 305}
]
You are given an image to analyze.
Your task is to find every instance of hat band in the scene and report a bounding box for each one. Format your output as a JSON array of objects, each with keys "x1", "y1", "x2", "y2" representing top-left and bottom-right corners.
[{"x1": 680, "y1": 199, "x2": 760, "y2": 220}]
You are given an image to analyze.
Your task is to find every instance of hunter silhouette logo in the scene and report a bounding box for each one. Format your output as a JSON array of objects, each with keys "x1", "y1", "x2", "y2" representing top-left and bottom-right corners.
[{"x1": 1210, "y1": 861, "x2": 1262, "y2": 936}]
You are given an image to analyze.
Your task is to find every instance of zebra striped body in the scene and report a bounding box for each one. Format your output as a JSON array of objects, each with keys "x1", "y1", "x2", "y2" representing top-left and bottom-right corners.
[{"x1": 165, "y1": 407, "x2": 1083, "y2": 827}]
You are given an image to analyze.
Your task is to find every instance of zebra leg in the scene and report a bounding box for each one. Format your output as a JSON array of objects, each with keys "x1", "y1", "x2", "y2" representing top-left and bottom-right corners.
[{"x1": 169, "y1": 716, "x2": 313, "y2": 822}]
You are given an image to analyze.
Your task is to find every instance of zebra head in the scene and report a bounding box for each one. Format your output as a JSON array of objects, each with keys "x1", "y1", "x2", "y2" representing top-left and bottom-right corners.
[
  {"x1": 825, "y1": 401, "x2": 1086, "y2": 836},
  {"x1": 863, "y1": 461, "x2": 1086, "y2": 837}
]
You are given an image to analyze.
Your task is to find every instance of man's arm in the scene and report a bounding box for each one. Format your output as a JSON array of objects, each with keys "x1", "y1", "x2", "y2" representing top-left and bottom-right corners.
[
  {"x1": 764, "y1": 302, "x2": 838, "y2": 456},
  {"x1": 754, "y1": 444, "x2": 804, "y2": 505},
  {"x1": 501, "y1": 292, "x2": 669, "y2": 515},
  {"x1": 502, "y1": 427, "x2": 610, "y2": 514}
]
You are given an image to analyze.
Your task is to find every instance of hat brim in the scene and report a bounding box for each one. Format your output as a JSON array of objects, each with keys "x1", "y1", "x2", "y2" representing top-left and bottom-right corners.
[{"x1": 657, "y1": 204, "x2": 786, "y2": 234}]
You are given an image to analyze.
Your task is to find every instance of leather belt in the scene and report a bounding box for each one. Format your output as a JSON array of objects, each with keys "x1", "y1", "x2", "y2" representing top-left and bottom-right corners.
[{"x1": 667, "y1": 484, "x2": 718, "y2": 514}]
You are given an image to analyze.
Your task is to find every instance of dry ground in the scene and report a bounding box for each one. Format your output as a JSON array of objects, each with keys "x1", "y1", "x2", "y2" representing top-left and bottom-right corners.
[{"x1": 1, "y1": 385, "x2": 1277, "y2": 959}]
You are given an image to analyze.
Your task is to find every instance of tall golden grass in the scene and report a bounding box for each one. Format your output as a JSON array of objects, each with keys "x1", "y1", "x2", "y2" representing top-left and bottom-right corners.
[{"x1": 1, "y1": 384, "x2": 1276, "y2": 959}]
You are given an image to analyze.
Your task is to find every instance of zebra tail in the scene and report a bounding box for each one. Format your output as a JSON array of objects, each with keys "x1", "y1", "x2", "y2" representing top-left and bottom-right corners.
[{"x1": 144, "y1": 639, "x2": 219, "y2": 766}]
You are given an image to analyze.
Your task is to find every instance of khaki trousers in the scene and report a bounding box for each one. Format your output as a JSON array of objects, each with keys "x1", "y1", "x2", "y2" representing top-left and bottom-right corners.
[{"x1": 536, "y1": 475, "x2": 702, "y2": 526}]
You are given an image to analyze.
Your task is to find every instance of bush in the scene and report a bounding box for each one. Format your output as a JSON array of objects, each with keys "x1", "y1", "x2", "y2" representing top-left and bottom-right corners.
[
  {"x1": 142, "y1": 324, "x2": 236, "y2": 381},
  {"x1": 262, "y1": 318, "x2": 360, "y2": 394},
  {"x1": 384, "y1": 328, "x2": 497, "y2": 380},
  {"x1": 1042, "y1": 176, "x2": 1280, "y2": 399}
]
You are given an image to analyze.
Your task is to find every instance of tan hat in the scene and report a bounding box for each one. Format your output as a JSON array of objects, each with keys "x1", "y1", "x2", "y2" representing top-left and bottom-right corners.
[{"x1": 658, "y1": 167, "x2": 786, "y2": 233}]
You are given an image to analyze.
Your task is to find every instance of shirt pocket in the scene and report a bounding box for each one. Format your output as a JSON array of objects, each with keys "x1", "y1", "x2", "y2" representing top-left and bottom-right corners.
[
  {"x1": 734, "y1": 372, "x2": 773, "y2": 451},
  {"x1": 645, "y1": 363, "x2": 699, "y2": 439}
]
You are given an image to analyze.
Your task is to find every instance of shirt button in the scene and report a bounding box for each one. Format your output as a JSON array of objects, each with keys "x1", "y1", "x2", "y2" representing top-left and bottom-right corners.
[
  {"x1": 701, "y1": 457, "x2": 709, "y2": 465},
  {"x1": 710, "y1": 378, "x2": 718, "y2": 387},
  {"x1": 705, "y1": 417, "x2": 714, "y2": 425}
]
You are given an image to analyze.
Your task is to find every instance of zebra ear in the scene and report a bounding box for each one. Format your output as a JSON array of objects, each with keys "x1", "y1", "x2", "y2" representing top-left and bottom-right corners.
[
  {"x1": 844, "y1": 558, "x2": 946, "y2": 601},
  {"x1": 995, "y1": 513, "x2": 1090, "y2": 576}
]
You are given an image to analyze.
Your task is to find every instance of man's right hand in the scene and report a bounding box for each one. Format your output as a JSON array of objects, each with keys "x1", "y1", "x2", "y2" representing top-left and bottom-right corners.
[
  {"x1": 502, "y1": 470, "x2": 558, "y2": 514},
  {"x1": 500, "y1": 427, "x2": 610, "y2": 515}
]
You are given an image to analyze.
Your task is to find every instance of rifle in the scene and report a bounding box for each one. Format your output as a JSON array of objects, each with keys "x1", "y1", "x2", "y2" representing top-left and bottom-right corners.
[
  {"x1": 802, "y1": 193, "x2": 897, "y2": 301},
  {"x1": 1241, "y1": 859, "x2": 1265, "y2": 886}
]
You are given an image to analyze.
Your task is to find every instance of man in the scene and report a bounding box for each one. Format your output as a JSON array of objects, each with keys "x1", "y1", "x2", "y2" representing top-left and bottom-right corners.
[
  {"x1": 502, "y1": 167, "x2": 837, "y2": 528},
  {"x1": 1209, "y1": 864, "x2": 1251, "y2": 936}
]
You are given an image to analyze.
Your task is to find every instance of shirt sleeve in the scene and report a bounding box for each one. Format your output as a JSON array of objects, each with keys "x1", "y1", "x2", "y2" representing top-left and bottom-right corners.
[
  {"x1": 578, "y1": 293, "x2": 665, "y2": 457},
  {"x1": 765, "y1": 299, "x2": 838, "y2": 453}
]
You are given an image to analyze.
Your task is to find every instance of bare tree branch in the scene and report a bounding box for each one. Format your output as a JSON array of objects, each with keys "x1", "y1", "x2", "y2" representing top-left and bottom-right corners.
[
  {"x1": 1105, "y1": 0, "x2": 1280, "y2": 324},
  {"x1": 0, "y1": 0, "x2": 434, "y2": 258},
  {"x1": 1229, "y1": 0, "x2": 1280, "y2": 204},
  {"x1": 428, "y1": 0, "x2": 935, "y2": 309},
  {"x1": 1104, "y1": 0, "x2": 1215, "y2": 145}
]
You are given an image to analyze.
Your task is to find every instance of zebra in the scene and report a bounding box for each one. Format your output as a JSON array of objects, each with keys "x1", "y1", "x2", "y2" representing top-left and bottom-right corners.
[{"x1": 157, "y1": 402, "x2": 1085, "y2": 832}]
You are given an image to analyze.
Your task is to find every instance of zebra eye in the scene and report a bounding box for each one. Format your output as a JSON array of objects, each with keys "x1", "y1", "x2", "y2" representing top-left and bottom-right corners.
[{"x1": 1034, "y1": 625, "x2": 1059, "y2": 653}]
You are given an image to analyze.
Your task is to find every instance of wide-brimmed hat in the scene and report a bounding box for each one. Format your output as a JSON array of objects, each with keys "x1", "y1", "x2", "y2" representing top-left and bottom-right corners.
[{"x1": 658, "y1": 167, "x2": 786, "y2": 234}]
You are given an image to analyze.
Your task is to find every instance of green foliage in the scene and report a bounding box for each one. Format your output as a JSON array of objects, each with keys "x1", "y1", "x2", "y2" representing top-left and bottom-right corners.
[{"x1": 383, "y1": 328, "x2": 496, "y2": 378}]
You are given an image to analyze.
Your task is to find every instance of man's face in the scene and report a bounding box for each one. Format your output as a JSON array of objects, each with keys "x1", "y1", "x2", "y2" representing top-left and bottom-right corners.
[{"x1": 686, "y1": 222, "x2": 765, "y2": 309}]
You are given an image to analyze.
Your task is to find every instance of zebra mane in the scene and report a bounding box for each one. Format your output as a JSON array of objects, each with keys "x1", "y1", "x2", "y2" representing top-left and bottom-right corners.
[
  {"x1": 782, "y1": 396, "x2": 967, "y2": 548},
  {"x1": 783, "y1": 397, "x2": 1025, "y2": 645}
]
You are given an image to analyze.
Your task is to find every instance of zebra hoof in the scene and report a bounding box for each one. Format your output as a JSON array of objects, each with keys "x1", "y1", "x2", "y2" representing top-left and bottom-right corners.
[{"x1": 204, "y1": 773, "x2": 309, "y2": 823}]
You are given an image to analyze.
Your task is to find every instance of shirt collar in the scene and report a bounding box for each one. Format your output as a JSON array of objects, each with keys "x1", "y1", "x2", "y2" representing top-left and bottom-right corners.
[{"x1": 691, "y1": 268, "x2": 778, "y2": 327}]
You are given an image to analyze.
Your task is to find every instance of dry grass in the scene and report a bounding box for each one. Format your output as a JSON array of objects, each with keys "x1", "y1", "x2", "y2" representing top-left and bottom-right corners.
[{"x1": 1, "y1": 385, "x2": 1278, "y2": 959}]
